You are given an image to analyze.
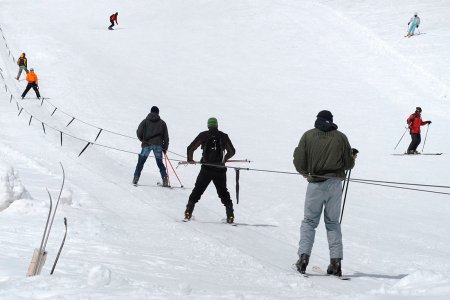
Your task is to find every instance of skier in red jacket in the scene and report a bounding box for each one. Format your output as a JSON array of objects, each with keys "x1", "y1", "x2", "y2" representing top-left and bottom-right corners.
[
  {"x1": 108, "y1": 12, "x2": 118, "y2": 30},
  {"x1": 406, "y1": 107, "x2": 431, "y2": 154}
]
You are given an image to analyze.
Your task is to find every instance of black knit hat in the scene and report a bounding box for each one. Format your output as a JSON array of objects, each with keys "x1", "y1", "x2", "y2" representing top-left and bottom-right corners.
[
  {"x1": 317, "y1": 110, "x2": 333, "y2": 123},
  {"x1": 415, "y1": 107, "x2": 422, "y2": 113},
  {"x1": 151, "y1": 106, "x2": 159, "y2": 114}
]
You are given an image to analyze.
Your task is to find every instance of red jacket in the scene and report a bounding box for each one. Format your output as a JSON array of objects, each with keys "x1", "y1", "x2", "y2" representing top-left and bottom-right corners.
[
  {"x1": 407, "y1": 112, "x2": 427, "y2": 134},
  {"x1": 110, "y1": 13, "x2": 118, "y2": 23}
]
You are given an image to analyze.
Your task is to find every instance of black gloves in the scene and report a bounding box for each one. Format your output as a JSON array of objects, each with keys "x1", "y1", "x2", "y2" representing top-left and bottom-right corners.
[
  {"x1": 427, "y1": 121, "x2": 432, "y2": 124},
  {"x1": 351, "y1": 148, "x2": 359, "y2": 155}
]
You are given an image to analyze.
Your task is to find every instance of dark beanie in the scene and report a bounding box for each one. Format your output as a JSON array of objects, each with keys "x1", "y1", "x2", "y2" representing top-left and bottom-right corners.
[
  {"x1": 207, "y1": 117, "x2": 218, "y2": 129},
  {"x1": 317, "y1": 110, "x2": 333, "y2": 123},
  {"x1": 151, "y1": 106, "x2": 159, "y2": 114}
]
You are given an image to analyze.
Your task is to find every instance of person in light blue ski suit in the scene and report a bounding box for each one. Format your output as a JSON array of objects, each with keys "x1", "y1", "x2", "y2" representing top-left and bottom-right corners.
[{"x1": 405, "y1": 13, "x2": 421, "y2": 37}]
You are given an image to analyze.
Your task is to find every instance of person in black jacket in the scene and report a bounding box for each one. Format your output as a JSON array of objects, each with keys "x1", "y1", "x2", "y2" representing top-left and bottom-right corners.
[
  {"x1": 184, "y1": 117, "x2": 236, "y2": 223},
  {"x1": 133, "y1": 106, "x2": 169, "y2": 186}
]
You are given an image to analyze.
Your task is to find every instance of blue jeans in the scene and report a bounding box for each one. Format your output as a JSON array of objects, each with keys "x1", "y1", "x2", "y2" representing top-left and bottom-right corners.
[{"x1": 133, "y1": 145, "x2": 167, "y2": 179}]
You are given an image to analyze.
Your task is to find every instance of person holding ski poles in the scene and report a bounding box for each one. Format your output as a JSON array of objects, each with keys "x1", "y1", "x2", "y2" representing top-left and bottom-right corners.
[
  {"x1": 108, "y1": 12, "x2": 118, "y2": 30},
  {"x1": 406, "y1": 107, "x2": 431, "y2": 154},
  {"x1": 16, "y1": 53, "x2": 29, "y2": 80},
  {"x1": 133, "y1": 106, "x2": 170, "y2": 187},
  {"x1": 405, "y1": 13, "x2": 421, "y2": 37},
  {"x1": 184, "y1": 117, "x2": 236, "y2": 223},
  {"x1": 21, "y1": 68, "x2": 41, "y2": 99},
  {"x1": 293, "y1": 110, "x2": 356, "y2": 277}
]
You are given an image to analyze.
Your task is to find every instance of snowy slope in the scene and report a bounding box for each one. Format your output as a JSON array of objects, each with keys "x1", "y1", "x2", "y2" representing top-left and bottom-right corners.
[{"x1": 1, "y1": 0, "x2": 450, "y2": 299}]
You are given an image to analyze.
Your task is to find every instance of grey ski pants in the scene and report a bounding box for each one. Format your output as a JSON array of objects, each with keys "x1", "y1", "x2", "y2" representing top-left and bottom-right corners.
[{"x1": 298, "y1": 178, "x2": 343, "y2": 259}]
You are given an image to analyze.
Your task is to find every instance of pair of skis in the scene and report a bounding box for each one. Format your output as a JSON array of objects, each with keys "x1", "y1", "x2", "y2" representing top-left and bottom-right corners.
[
  {"x1": 392, "y1": 153, "x2": 443, "y2": 156},
  {"x1": 26, "y1": 163, "x2": 68, "y2": 276},
  {"x1": 293, "y1": 265, "x2": 351, "y2": 280},
  {"x1": 181, "y1": 216, "x2": 238, "y2": 226}
]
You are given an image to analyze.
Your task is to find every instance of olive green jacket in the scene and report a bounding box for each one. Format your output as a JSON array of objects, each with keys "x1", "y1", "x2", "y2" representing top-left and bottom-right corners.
[{"x1": 293, "y1": 127, "x2": 355, "y2": 182}]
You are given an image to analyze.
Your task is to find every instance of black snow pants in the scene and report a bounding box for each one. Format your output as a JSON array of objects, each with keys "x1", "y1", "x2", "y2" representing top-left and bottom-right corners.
[
  {"x1": 186, "y1": 166, "x2": 234, "y2": 216},
  {"x1": 21, "y1": 83, "x2": 41, "y2": 99},
  {"x1": 407, "y1": 133, "x2": 421, "y2": 153}
]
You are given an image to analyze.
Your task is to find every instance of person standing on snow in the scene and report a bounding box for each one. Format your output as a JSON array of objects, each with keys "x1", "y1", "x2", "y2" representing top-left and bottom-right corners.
[
  {"x1": 184, "y1": 117, "x2": 236, "y2": 223},
  {"x1": 108, "y1": 12, "x2": 118, "y2": 30},
  {"x1": 405, "y1": 13, "x2": 421, "y2": 37},
  {"x1": 16, "y1": 53, "x2": 29, "y2": 80},
  {"x1": 133, "y1": 106, "x2": 170, "y2": 187},
  {"x1": 406, "y1": 107, "x2": 431, "y2": 154},
  {"x1": 21, "y1": 68, "x2": 41, "y2": 99},
  {"x1": 293, "y1": 110, "x2": 356, "y2": 277}
]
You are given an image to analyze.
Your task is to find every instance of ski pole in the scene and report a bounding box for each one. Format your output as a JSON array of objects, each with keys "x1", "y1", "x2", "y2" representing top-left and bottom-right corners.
[
  {"x1": 177, "y1": 159, "x2": 250, "y2": 166},
  {"x1": 164, "y1": 153, "x2": 171, "y2": 186},
  {"x1": 394, "y1": 128, "x2": 408, "y2": 150},
  {"x1": 164, "y1": 153, "x2": 184, "y2": 187},
  {"x1": 339, "y1": 169, "x2": 352, "y2": 224},
  {"x1": 421, "y1": 124, "x2": 430, "y2": 152},
  {"x1": 50, "y1": 218, "x2": 67, "y2": 275}
]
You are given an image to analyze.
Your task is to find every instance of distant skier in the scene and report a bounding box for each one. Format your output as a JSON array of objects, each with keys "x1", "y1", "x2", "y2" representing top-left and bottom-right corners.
[
  {"x1": 406, "y1": 107, "x2": 431, "y2": 154},
  {"x1": 16, "y1": 53, "x2": 29, "y2": 80},
  {"x1": 21, "y1": 68, "x2": 41, "y2": 99},
  {"x1": 184, "y1": 117, "x2": 236, "y2": 223},
  {"x1": 405, "y1": 13, "x2": 421, "y2": 37},
  {"x1": 108, "y1": 12, "x2": 118, "y2": 30},
  {"x1": 133, "y1": 106, "x2": 169, "y2": 186},
  {"x1": 293, "y1": 110, "x2": 356, "y2": 277}
]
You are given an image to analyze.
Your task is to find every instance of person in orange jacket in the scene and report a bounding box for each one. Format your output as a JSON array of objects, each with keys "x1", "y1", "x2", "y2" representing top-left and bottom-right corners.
[
  {"x1": 16, "y1": 53, "x2": 29, "y2": 80},
  {"x1": 21, "y1": 68, "x2": 41, "y2": 99},
  {"x1": 108, "y1": 12, "x2": 118, "y2": 30},
  {"x1": 406, "y1": 107, "x2": 431, "y2": 154}
]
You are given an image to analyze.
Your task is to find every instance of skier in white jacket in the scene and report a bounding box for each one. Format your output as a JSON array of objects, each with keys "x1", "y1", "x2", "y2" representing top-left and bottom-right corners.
[{"x1": 405, "y1": 13, "x2": 421, "y2": 37}]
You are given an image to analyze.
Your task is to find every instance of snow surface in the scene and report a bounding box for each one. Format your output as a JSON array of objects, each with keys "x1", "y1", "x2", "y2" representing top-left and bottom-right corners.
[{"x1": 1, "y1": 0, "x2": 450, "y2": 299}]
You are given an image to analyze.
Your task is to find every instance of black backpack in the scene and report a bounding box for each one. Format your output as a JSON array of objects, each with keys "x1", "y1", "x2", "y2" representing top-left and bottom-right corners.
[{"x1": 202, "y1": 133, "x2": 224, "y2": 163}]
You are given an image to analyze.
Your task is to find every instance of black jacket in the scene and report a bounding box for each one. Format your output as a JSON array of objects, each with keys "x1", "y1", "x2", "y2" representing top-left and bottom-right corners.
[
  {"x1": 136, "y1": 113, "x2": 169, "y2": 150},
  {"x1": 187, "y1": 128, "x2": 235, "y2": 166}
]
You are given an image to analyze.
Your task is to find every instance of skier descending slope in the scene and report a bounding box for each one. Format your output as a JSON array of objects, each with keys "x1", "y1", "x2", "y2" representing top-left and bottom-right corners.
[
  {"x1": 293, "y1": 110, "x2": 357, "y2": 277},
  {"x1": 406, "y1": 107, "x2": 431, "y2": 154},
  {"x1": 184, "y1": 118, "x2": 236, "y2": 223},
  {"x1": 405, "y1": 13, "x2": 421, "y2": 37},
  {"x1": 133, "y1": 106, "x2": 170, "y2": 187},
  {"x1": 108, "y1": 12, "x2": 118, "y2": 30}
]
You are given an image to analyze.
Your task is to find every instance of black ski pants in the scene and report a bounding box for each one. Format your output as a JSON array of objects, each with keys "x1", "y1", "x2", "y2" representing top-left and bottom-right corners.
[
  {"x1": 186, "y1": 166, "x2": 233, "y2": 215},
  {"x1": 21, "y1": 83, "x2": 40, "y2": 99},
  {"x1": 108, "y1": 21, "x2": 115, "y2": 29},
  {"x1": 407, "y1": 133, "x2": 421, "y2": 153}
]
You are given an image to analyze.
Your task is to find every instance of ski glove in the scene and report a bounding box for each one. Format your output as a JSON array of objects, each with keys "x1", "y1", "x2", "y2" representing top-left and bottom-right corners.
[{"x1": 427, "y1": 121, "x2": 432, "y2": 124}]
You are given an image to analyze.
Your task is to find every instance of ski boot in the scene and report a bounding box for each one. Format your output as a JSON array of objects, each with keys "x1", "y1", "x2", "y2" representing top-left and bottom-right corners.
[
  {"x1": 226, "y1": 206, "x2": 234, "y2": 224},
  {"x1": 327, "y1": 258, "x2": 342, "y2": 277},
  {"x1": 132, "y1": 176, "x2": 139, "y2": 185},
  {"x1": 184, "y1": 204, "x2": 194, "y2": 221},
  {"x1": 162, "y1": 176, "x2": 169, "y2": 187},
  {"x1": 226, "y1": 214, "x2": 234, "y2": 224},
  {"x1": 184, "y1": 211, "x2": 192, "y2": 220},
  {"x1": 295, "y1": 253, "x2": 309, "y2": 274}
]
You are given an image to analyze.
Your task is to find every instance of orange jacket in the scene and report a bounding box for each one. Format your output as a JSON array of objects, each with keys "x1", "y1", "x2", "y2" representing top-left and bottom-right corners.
[{"x1": 26, "y1": 71, "x2": 38, "y2": 84}]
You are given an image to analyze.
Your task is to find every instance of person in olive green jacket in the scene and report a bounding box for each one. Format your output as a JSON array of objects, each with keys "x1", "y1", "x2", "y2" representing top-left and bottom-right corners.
[{"x1": 293, "y1": 110, "x2": 356, "y2": 277}]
